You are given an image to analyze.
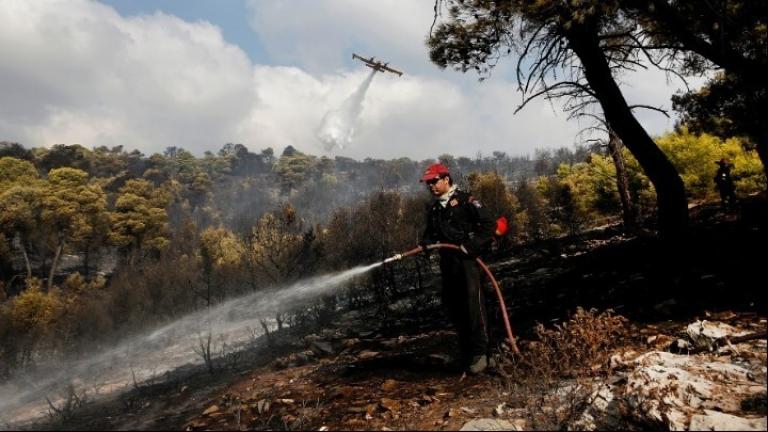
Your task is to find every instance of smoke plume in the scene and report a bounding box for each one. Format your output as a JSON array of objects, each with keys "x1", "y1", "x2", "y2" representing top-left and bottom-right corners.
[{"x1": 317, "y1": 69, "x2": 377, "y2": 152}]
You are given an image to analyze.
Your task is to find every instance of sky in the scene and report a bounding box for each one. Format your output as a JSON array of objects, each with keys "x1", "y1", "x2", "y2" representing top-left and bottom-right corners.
[{"x1": 0, "y1": 0, "x2": 705, "y2": 161}]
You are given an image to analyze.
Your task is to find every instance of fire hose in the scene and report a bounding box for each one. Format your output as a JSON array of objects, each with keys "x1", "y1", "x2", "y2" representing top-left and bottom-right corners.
[{"x1": 383, "y1": 243, "x2": 520, "y2": 355}]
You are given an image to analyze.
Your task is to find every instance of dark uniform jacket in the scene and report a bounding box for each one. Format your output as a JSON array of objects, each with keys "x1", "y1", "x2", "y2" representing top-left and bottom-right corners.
[{"x1": 423, "y1": 189, "x2": 496, "y2": 257}]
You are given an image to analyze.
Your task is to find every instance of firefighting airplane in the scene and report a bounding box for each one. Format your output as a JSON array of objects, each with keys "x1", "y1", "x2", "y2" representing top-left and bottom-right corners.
[{"x1": 352, "y1": 53, "x2": 403, "y2": 77}]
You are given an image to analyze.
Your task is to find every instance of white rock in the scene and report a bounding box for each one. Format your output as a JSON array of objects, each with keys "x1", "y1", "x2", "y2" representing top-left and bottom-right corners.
[
  {"x1": 625, "y1": 351, "x2": 761, "y2": 430},
  {"x1": 459, "y1": 418, "x2": 524, "y2": 431},
  {"x1": 688, "y1": 410, "x2": 767, "y2": 431},
  {"x1": 686, "y1": 320, "x2": 750, "y2": 350}
]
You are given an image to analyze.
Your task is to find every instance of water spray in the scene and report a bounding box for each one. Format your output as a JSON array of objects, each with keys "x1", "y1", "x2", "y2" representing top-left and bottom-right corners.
[
  {"x1": 382, "y1": 243, "x2": 520, "y2": 355},
  {"x1": 317, "y1": 69, "x2": 377, "y2": 152}
]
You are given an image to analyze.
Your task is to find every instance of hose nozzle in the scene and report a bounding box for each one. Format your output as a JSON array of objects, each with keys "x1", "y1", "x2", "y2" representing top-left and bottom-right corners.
[{"x1": 383, "y1": 254, "x2": 403, "y2": 265}]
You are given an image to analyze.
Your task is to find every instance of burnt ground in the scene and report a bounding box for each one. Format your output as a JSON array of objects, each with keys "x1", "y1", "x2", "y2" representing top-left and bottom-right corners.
[{"x1": 19, "y1": 195, "x2": 767, "y2": 431}]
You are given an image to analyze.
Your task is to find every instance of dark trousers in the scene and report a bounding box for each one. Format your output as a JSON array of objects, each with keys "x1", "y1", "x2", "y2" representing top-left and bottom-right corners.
[{"x1": 439, "y1": 252, "x2": 489, "y2": 363}]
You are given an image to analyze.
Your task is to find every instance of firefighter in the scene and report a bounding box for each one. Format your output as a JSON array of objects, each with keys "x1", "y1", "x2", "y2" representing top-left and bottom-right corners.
[
  {"x1": 420, "y1": 163, "x2": 496, "y2": 374},
  {"x1": 714, "y1": 158, "x2": 737, "y2": 210}
]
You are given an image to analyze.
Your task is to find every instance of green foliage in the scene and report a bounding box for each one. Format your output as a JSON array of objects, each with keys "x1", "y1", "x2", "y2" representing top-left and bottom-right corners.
[
  {"x1": 549, "y1": 129, "x2": 765, "y2": 223},
  {"x1": 36, "y1": 144, "x2": 93, "y2": 173},
  {"x1": 110, "y1": 179, "x2": 170, "y2": 259},
  {"x1": 43, "y1": 168, "x2": 108, "y2": 244},
  {"x1": 244, "y1": 205, "x2": 315, "y2": 286},
  {"x1": 9, "y1": 280, "x2": 61, "y2": 330},
  {"x1": 275, "y1": 148, "x2": 325, "y2": 194},
  {"x1": 199, "y1": 226, "x2": 245, "y2": 303},
  {"x1": 655, "y1": 128, "x2": 765, "y2": 196},
  {"x1": 467, "y1": 171, "x2": 523, "y2": 244},
  {"x1": 0, "y1": 142, "x2": 33, "y2": 160},
  {"x1": 537, "y1": 173, "x2": 586, "y2": 236},
  {"x1": 0, "y1": 157, "x2": 39, "y2": 188},
  {"x1": 515, "y1": 180, "x2": 550, "y2": 242},
  {"x1": 0, "y1": 185, "x2": 44, "y2": 237}
]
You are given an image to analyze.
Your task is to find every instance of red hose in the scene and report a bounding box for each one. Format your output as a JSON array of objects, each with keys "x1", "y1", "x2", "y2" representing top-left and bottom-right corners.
[{"x1": 392, "y1": 244, "x2": 520, "y2": 355}]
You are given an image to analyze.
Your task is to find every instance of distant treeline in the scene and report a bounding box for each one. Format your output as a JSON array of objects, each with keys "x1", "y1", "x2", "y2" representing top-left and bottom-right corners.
[{"x1": 0, "y1": 129, "x2": 764, "y2": 378}]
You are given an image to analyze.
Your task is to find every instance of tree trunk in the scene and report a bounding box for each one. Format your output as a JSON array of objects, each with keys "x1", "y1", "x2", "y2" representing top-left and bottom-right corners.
[
  {"x1": 48, "y1": 241, "x2": 64, "y2": 291},
  {"x1": 206, "y1": 271, "x2": 212, "y2": 307},
  {"x1": 607, "y1": 128, "x2": 637, "y2": 230},
  {"x1": 260, "y1": 319, "x2": 274, "y2": 347},
  {"x1": 20, "y1": 236, "x2": 32, "y2": 279},
  {"x1": 566, "y1": 25, "x2": 688, "y2": 239},
  {"x1": 83, "y1": 245, "x2": 90, "y2": 279}
]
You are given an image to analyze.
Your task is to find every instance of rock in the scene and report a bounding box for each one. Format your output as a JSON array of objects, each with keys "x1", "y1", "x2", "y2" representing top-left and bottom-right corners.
[
  {"x1": 686, "y1": 320, "x2": 751, "y2": 351},
  {"x1": 342, "y1": 338, "x2": 360, "y2": 348},
  {"x1": 459, "y1": 418, "x2": 523, "y2": 431},
  {"x1": 624, "y1": 351, "x2": 761, "y2": 430},
  {"x1": 380, "y1": 379, "x2": 398, "y2": 392},
  {"x1": 380, "y1": 338, "x2": 400, "y2": 348},
  {"x1": 572, "y1": 382, "x2": 623, "y2": 430},
  {"x1": 648, "y1": 334, "x2": 676, "y2": 350},
  {"x1": 357, "y1": 350, "x2": 380, "y2": 359},
  {"x1": 428, "y1": 353, "x2": 453, "y2": 365},
  {"x1": 674, "y1": 338, "x2": 692, "y2": 351},
  {"x1": 609, "y1": 350, "x2": 638, "y2": 370},
  {"x1": 460, "y1": 406, "x2": 478, "y2": 415},
  {"x1": 688, "y1": 410, "x2": 767, "y2": 431},
  {"x1": 320, "y1": 328, "x2": 340, "y2": 338},
  {"x1": 329, "y1": 386, "x2": 355, "y2": 399},
  {"x1": 380, "y1": 398, "x2": 401, "y2": 412},
  {"x1": 311, "y1": 340, "x2": 335, "y2": 355},
  {"x1": 202, "y1": 405, "x2": 220, "y2": 416},
  {"x1": 493, "y1": 403, "x2": 505, "y2": 417}
]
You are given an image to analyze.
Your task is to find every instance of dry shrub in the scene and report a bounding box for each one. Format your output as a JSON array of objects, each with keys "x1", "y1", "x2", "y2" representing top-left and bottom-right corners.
[
  {"x1": 524, "y1": 307, "x2": 628, "y2": 376},
  {"x1": 502, "y1": 307, "x2": 629, "y2": 430},
  {"x1": 45, "y1": 382, "x2": 89, "y2": 424}
]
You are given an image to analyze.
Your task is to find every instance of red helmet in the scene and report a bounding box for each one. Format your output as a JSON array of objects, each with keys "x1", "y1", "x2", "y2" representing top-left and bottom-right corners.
[{"x1": 420, "y1": 163, "x2": 450, "y2": 182}]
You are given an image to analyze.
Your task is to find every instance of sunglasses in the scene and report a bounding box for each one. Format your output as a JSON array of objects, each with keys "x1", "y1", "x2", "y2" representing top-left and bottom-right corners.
[{"x1": 425, "y1": 177, "x2": 444, "y2": 186}]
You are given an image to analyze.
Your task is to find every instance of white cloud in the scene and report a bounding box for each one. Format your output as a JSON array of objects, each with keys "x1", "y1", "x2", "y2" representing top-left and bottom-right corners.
[
  {"x1": 0, "y1": 0, "x2": 255, "y2": 154},
  {"x1": 235, "y1": 65, "x2": 581, "y2": 160},
  {"x1": 617, "y1": 66, "x2": 710, "y2": 138},
  {"x1": 246, "y1": 0, "x2": 437, "y2": 74},
  {"x1": 0, "y1": 0, "x2": 705, "y2": 163}
]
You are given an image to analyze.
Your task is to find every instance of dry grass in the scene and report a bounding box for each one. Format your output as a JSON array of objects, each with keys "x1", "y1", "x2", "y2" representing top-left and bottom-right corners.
[{"x1": 499, "y1": 307, "x2": 630, "y2": 430}]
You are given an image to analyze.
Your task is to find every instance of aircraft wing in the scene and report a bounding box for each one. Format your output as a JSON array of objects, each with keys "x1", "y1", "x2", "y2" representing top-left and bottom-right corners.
[{"x1": 379, "y1": 65, "x2": 403, "y2": 76}]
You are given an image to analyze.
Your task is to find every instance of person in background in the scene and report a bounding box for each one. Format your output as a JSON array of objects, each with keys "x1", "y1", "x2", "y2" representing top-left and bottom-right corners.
[
  {"x1": 420, "y1": 163, "x2": 496, "y2": 374},
  {"x1": 714, "y1": 158, "x2": 737, "y2": 210}
]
